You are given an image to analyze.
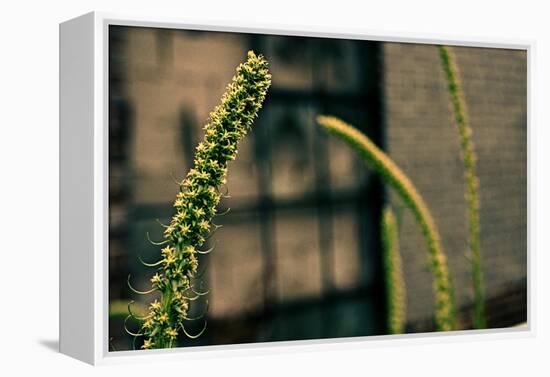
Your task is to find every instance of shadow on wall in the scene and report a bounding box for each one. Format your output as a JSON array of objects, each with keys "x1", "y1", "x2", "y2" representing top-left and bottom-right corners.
[{"x1": 108, "y1": 25, "x2": 527, "y2": 351}]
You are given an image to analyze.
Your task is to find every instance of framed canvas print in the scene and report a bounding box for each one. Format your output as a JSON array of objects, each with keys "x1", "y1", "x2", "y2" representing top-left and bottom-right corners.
[{"x1": 59, "y1": 11, "x2": 532, "y2": 365}]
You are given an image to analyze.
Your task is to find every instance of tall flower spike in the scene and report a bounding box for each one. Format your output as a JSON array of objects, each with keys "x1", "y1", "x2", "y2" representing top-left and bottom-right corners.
[
  {"x1": 439, "y1": 45, "x2": 485, "y2": 329},
  {"x1": 317, "y1": 115, "x2": 457, "y2": 331},
  {"x1": 132, "y1": 51, "x2": 271, "y2": 350}
]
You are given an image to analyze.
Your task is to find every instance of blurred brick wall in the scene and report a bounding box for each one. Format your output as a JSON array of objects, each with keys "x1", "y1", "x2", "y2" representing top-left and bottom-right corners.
[
  {"x1": 113, "y1": 27, "x2": 375, "y2": 338},
  {"x1": 383, "y1": 43, "x2": 527, "y2": 328},
  {"x1": 110, "y1": 27, "x2": 528, "y2": 347}
]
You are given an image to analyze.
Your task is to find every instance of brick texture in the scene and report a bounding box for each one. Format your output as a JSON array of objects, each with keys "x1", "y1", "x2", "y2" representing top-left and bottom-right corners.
[{"x1": 383, "y1": 42, "x2": 527, "y2": 327}]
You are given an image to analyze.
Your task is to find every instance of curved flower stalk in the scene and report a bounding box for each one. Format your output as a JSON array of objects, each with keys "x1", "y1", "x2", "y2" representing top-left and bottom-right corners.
[
  {"x1": 381, "y1": 206, "x2": 406, "y2": 334},
  {"x1": 128, "y1": 51, "x2": 271, "y2": 350},
  {"x1": 439, "y1": 46, "x2": 486, "y2": 329},
  {"x1": 317, "y1": 115, "x2": 457, "y2": 331}
]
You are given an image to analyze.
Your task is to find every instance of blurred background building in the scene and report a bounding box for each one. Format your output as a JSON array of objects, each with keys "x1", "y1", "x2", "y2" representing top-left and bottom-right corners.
[{"x1": 108, "y1": 25, "x2": 527, "y2": 351}]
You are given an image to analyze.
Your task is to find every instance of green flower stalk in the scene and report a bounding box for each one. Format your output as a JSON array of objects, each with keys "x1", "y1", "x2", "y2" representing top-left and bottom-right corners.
[
  {"x1": 128, "y1": 51, "x2": 271, "y2": 350},
  {"x1": 439, "y1": 46, "x2": 486, "y2": 329},
  {"x1": 317, "y1": 115, "x2": 457, "y2": 331},
  {"x1": 382, "y1": 206, "x2": 406, "y2": 334}
]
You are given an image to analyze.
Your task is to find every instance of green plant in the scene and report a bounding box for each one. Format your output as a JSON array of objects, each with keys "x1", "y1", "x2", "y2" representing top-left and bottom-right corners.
[
  {"x1": 127, "y1": 51, "x2": 271, "y2": 350},
  {"x1": 381, "y1": 206, "x2": 406, "y2": 334},
  {"x1": 439, "y1": 45, "x2": 486, "y2": 329},
  {"x1": 317, "y1": 115, "x2": 457, "y2": 331}
]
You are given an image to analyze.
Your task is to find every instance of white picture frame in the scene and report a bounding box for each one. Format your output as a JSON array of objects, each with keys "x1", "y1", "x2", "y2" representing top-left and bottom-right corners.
[{"x1": 59, "y1": 11, "x2": 534, "y2": 365}]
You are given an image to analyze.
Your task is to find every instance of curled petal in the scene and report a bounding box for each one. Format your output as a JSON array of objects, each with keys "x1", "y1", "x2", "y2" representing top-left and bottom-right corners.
[
  {"x1": 124, "y1": 315, "x2": 144, "y2": 337},
  {"x1": 146, "y1": 232, "x2": 169, "y2": 246},
  {"x1": 183, "y1": 300, "x2": 209, "y2": 321},
  {"x1": 191, "y1": 287, "x2": 210, "y2": 296},
  {"x1": 138, "y1": 255, "x2": 164, "y2": 267},
  {"x1": 127, "y1": 274, "x2": 157, "y2": 295},
  {"x1": 213, "y1": 207, "x2": 231, "y2": 217},
  {"x1": 197, "y1": 241, "x2": 217, "y2": 255},
  {"x1": 127, "y1": 300, "x2": 149, "y2": 321},
  {"x1": 186, "y1": 293, "x2": 201, "y2": 301},
  {"x1": 155, "y1": 219, "x2": 169, "y2": 228},
  {"x1": 181, "y1": 320, "x2": 207, "y2": 339},
  {"x1": 205, "y1": 225, "x2": 222, "y2": 241}
]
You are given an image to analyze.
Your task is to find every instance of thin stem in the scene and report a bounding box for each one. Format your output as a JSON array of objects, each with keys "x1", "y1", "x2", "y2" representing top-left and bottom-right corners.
[
  {"x1": 317, "y1": 115, "x2": 457, "y2": 331},
  {"x1": 382, "y1": 206, "x2": 406, "y2": 334},
  {"x1": 439, "y1": 45, "x2": 486, "y2": 329}
]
